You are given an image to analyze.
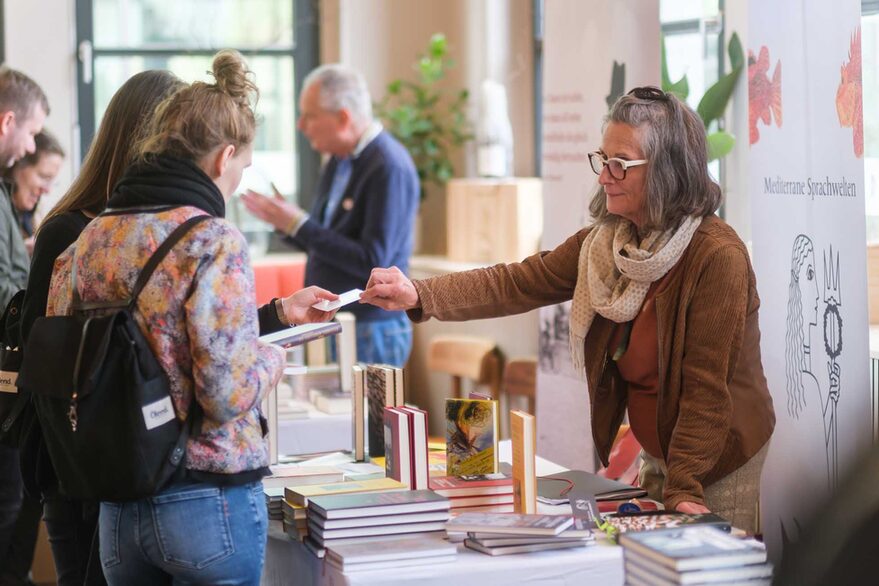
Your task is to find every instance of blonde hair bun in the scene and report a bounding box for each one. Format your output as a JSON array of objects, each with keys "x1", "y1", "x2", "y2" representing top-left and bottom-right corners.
[{"x1": 211, "y1": 50, "x2": 258, "y2": 106}]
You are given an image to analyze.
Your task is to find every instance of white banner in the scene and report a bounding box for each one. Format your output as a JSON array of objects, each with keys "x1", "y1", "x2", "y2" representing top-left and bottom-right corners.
[
  {"x1": 749, "y1": 0, "x2": 870, "y2": 560},
  {"x1": 537, "y1": 0, "x2": 659, "y2": 470}
]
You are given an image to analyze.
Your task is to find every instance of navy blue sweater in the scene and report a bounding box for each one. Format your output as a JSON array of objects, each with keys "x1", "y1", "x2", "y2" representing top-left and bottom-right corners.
[{"x1": 286, "y1": 131, "x2": 419, "y2": 322}]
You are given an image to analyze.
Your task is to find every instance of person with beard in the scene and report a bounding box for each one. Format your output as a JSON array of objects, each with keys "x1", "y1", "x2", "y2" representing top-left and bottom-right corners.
[{"x1": 0, "y1": 66, "x2": 48, "y2": 586}]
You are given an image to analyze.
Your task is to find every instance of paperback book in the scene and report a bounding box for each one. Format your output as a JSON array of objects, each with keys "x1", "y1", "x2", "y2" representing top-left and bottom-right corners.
[
  {"x1": 429, "y1": 474, "x2": 512, "y2": 497},
  {"x1": 366, "y1": 364, "x2": 398, "y2": 457},
  {"x1": 464, "y1": 538, "x2": 590, "y2": 556},
  {"x1": 284, "y1": 477, "x2": 406, "y2": 507},
  {"x1": 258, "y1": 321, "x2": 342, "y2": 348},
  {"x1": 383, "y1": 407, "x2": 412, "y2": 488},
  {"x1": 606, "y1": 511, "x2": 731, "y2": 536},
  {"x1": 510, "y1": 409, "x2": 536, "y2": 513},
  {"x1": 398, "y1": 406, "x2": 429, "y2": 489},
  {"x1": 352, "y1": 364, "x2": 366, "y2": 461},
  {"x1": 625, "y1": 558, "x2": 773, "y2": 585},
  {"x1": 261, "y1": 464, "x2": 344, "y2": 490},
  {"x1": 445, "y1": 398, "x2": 499, "y2": 476},
  {"x1": 444, "y1": 512, "x2": 573, "y2": 536},
  {"x1": 618, "y1": 526, "x2": 768, "y2": 572},
  {"x1": 307, "y1": 488, "x2": 450, "y2": 520}
]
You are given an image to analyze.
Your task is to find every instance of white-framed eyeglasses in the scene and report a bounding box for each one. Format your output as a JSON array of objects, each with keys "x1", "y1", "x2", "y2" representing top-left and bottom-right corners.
[{"x1": 588, "y1": 151, "x2": 648, "y2": 180}]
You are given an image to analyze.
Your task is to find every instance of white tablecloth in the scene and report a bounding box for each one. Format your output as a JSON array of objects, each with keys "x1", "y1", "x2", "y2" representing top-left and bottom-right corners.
[{"x1": 261, "y1": 441, "x2": 624, "y2": 585}]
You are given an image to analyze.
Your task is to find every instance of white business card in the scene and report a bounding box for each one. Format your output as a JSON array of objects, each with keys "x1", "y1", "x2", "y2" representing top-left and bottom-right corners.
[{"x1": 311, "y1": 288, "x2": 363, "y2": 312}]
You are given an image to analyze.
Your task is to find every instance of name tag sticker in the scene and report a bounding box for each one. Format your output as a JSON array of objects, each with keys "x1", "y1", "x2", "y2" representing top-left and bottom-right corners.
[
  {"x1": 142, "y1": 396, "x2": 175, "y2": 430},
  {"x1": 0, "y1": 370, "x2": 18, "y2": 394}
]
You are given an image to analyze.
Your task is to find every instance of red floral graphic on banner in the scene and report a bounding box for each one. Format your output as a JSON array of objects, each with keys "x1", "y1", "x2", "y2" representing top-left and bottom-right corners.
[
  {"x1": 836, "y1": 27, "x2": 863, "y2": 158},
  {"x1": 748, "y1": 46, "x2": 782, "y2": 146}
]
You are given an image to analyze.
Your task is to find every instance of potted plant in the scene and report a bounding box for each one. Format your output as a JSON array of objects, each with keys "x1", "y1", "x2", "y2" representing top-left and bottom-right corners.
[{"x1": 374, "y1": 33, "x2": 473, "y2": 201}]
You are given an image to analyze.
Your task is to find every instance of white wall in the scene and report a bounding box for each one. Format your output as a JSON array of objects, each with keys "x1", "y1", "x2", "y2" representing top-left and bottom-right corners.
[{"x1": 4, "y1": 0, "x2": 79, "y2": 211}]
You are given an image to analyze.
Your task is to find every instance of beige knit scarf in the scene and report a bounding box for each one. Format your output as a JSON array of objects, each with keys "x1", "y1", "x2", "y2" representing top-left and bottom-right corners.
[{"x1": 569, "y1": 215, "x2": 702, "y2": 375}]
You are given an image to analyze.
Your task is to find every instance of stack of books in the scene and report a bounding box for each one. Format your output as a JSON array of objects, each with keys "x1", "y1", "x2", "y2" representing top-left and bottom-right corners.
[
  {"x1": 325, "y1": 534, "x2": 457, "y2": 572},
  {"x1": 445, "y1": 512, "x2": 594, "y2": 555},
  {"x1": 264, "y1": 487, "x2": 285, "y2": 520},
  {"x1": 261, "y1": 464, "x2": 344, "y2": 489},
  {"x1": 281, "y1": 500, "x2": 308, "y2": 541},
  {"x1": 429, "y1": 474, "x2": 514, "y2": 513},
  {"x1": 620, "y1": 525, "x2": 772, "y2": 585},
  {"x1": 305, "y1": 489, "x2": 452, "y2": 553}
]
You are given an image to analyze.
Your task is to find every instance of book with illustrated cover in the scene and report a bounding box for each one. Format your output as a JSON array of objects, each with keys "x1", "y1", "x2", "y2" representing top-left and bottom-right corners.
[
  {"x1": 625, "y1": 558, "x2": 773, "y2": 586},
  {"x1": 444, "y1": 512, "x2": 572, "y2": 536},
  {"x1": 308, "y1": 488, "x2": 450, "y2": 519},
  {"x1": 383, "y1": 407, "x2": 412, "y2": 488},
  {"x1": 366, "y1": 365, "x2": 396, "y2": 457},
  {"x1": 468, "y1": 517, "x2": 594, "y2": 542},
  {"x1": 606, "y1": 511, "x2": 731, "y2": 536},
  {"x1": 445, "y1": 398, "x2": 498, "y2": 476},
  {"x1": 510, "y1": 409, "x2": 536, "y2": 514},
  {"x1": 537, "y1": 468, "x2": 647, "y2": 504},
  {"x1": 258, "y1": 321, "x2": 342, "y2": 348},
  {"x1": 429, "y1": 474, "x2": 512, "y2": 497},
  {"x1": 618, "y1": 526, "x2": 767, "y2": 572},
  {"x1": 284, "y1": 477, "x2": 406, "y2": 507},
  {"x1": 398, "y1": 406, "x2": 429, "y2": 490}
]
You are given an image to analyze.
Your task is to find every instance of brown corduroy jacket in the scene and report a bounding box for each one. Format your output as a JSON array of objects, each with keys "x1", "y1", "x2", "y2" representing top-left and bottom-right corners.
[{"x1": 409, "y1": 215, "x2": 775, "y2": 510}]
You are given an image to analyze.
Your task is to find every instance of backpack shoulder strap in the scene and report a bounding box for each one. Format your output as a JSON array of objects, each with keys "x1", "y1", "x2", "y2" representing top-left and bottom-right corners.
[{"x1": 128, "y1": 215, "x2": 212, "y2": 307}]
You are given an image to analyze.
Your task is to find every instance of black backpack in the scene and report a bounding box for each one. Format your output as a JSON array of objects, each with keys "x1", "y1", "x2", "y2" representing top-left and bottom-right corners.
[
  {"x1": 0, "y1": 289, "x2": 31, "y2": 447},
  {"x1": 17, "y1": 214, "x2": 209, "y2": 501}
]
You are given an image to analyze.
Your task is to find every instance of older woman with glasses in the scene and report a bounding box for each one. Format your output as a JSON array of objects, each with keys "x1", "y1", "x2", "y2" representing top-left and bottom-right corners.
[{"x1": 361, "y1": 86, "x2": 775, "y2": 533}]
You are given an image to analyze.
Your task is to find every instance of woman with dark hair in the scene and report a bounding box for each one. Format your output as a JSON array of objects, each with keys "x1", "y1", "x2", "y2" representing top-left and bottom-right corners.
[
  {"x1": 19, "y1": 69, "x2": 184, "y2": 586},
  {"x1": 1, "y1": 130, "x2": 64, "y2": 247},
  {"x1": 363, "y1": 87, "x2": 776, "y2": 533}
]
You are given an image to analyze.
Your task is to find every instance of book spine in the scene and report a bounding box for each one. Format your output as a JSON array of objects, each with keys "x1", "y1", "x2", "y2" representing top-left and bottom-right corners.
[
  {"x1": 510, "y1": 410, "x2": 537, "y2": 514},
  {"x1": 352, "y1": 365, "x2": 365, "y2": 461}
]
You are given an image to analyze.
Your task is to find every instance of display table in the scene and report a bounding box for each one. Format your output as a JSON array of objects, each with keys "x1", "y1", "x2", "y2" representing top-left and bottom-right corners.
[
  {"x1": 252, "y1": 253, "x2": 307, "y2": 305},
  {"x1": 261, "y1": 442, "x2": 624, "y2": 585}
]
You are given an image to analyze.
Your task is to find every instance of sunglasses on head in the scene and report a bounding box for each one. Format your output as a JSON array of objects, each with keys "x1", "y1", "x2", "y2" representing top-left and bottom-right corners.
[{"x1": 627, "y1": 86, "x2": 670, "y2": 102}]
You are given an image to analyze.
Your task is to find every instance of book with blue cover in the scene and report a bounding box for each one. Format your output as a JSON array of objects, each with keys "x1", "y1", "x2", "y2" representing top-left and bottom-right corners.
[{"x1": 618, "y1": 525, "x2": 767, "y2": 572}]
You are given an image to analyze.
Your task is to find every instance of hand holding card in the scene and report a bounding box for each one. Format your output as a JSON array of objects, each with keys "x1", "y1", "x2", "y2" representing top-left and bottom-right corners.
[{"x1": 312, "y1": 288, "x2": 363, "y2": 312}]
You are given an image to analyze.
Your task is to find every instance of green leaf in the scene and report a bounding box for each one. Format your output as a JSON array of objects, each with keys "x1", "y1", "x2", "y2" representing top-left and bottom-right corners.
[
  {"x1": 606, "y1": 61, "x2": 626, "y2": 110},
  {"x1": 697, "y1": 67, "x2": 741, "y2": 126},
  {"x1": 727, "y1": 32, "x2": 744, "y2": 71},
  {"x1": 697, "y1": 33, "x2": 745, "y2": 126},
  {"x1": 707, "y1": 130, "x2": 735, "y2": 161},
  {"x1": 661, "y1": 33, "x2": 689, "y2": 100}
]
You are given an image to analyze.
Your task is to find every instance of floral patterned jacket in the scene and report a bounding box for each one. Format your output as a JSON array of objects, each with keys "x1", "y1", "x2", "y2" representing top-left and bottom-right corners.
[{"x1": 47, "y1": 206, "x2": 284, "y2": 475}]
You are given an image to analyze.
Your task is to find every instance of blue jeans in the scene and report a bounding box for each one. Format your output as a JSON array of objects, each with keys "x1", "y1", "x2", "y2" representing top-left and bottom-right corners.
[
  {"x1": 356, "y1": 315, "x2": 413, "y2": 367},
  {"x1": 99, "y1": 480, "x2": 267, "y2": 586}
]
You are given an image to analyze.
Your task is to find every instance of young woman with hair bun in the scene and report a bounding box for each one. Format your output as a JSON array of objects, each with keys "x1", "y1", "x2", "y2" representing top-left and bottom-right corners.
[{"x1": 44, "y1": 50, "x2": 321, "y2": 585}]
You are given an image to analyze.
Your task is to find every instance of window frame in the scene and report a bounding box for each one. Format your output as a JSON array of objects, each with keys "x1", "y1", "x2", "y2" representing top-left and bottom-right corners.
[{"x1": 73, "y1": 0, "x2": 320, "y2": 211}]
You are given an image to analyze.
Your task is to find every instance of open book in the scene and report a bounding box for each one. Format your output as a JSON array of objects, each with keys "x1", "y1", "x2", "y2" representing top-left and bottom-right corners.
[{"x1": 258, "y1": 322, "x2": 342, "y2": 348}]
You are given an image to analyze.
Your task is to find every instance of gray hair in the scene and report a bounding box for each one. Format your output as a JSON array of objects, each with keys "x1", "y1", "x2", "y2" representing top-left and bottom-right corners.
[
  {"x1": 588, "y1": 87, "x2": 722, "y2": 231},
  {"x1": 303, "y1": 64, "x2": 373, "y2": 125}
]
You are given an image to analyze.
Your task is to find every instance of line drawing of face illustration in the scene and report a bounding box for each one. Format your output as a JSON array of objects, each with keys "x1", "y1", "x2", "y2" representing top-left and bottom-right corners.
[{"x1": 786, "y1": 234, "x2": 818, "y2": 418}]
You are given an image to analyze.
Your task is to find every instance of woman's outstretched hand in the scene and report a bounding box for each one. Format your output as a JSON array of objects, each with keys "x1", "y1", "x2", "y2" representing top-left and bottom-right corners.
[
  {"x1": 360, "y1": 267, "x2": 419, "y2": 311},
  {"x1": 675, "y1": 501, "x2": 711, "y2": 515},
  {"x1": 280, "y1": 286, "x2": 338, "y2": 324}
]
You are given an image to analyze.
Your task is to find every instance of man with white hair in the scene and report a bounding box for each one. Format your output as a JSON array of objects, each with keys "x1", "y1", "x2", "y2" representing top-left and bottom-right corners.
[{"x1": 242, "y1": 64, "x2": 419, "y2": 367}]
